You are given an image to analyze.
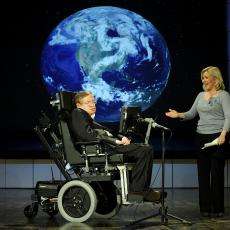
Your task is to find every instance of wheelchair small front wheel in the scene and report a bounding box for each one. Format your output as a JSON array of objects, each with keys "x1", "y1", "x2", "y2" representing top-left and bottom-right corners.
[
  {"x1": 58, "y1": 180, "x2": 97, "y2": 223},
  {"x1": 24, "y1": 202, "x2": 38, "y2": 219}
]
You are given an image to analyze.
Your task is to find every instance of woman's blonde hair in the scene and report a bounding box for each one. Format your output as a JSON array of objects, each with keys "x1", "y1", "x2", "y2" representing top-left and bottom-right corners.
[{"x1": 201, "y1": 66, "x2": 225, "y2": 90}]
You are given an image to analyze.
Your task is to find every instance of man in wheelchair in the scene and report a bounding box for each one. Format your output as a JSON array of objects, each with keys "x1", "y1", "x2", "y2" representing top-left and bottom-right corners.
[
  {"x1": 72, "y1": 91, "x2": 163, "y2": 203},
  {"x1": 24, "y1": 90, "x2": 167, "y2": 223}
]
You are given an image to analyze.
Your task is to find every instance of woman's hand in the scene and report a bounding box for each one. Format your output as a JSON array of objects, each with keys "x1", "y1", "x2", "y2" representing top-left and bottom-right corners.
[
  {"x1": 165, "y1": 109, "x2": 179, "y2": 118},
  {"x1": 218, "y1": 131, "x2": 227, "y2": 145}
]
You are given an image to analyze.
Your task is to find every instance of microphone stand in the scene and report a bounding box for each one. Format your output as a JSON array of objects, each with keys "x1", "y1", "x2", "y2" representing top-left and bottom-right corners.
[{"x1": 128, "y1": 121, "x2": 192, "y2": 227}]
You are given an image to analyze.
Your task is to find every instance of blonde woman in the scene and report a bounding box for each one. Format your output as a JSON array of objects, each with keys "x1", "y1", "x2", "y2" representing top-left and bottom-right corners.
[{"x1": 166, "y1": 66, "x2": 230, "y2": 218}]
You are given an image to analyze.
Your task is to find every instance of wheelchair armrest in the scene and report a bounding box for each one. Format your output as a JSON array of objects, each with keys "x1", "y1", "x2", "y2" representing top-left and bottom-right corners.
[{"x1": 75, "y1": 139, "x2": 116, "y2": 146}]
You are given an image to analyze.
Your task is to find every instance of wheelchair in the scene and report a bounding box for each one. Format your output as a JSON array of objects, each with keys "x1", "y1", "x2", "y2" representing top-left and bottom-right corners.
[{"x1": 24, "y1": 92, "x2": 149, "y2": 223}]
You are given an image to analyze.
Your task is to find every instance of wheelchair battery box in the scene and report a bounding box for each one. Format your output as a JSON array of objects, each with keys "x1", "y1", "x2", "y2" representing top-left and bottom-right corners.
[{"x1": 35, "y1": 180, "x2": 64, "y2": 198}]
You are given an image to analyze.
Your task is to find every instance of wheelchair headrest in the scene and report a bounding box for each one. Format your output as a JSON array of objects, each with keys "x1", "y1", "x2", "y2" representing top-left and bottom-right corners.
[{"x1": 59, "y1": 91, "x2": 76, "y2": 112}]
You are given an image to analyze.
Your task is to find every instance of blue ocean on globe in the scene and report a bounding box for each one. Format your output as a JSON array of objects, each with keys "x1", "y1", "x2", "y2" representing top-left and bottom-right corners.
[{"x1": 41, "y1": 6, "x2": 171, "y2": 122}]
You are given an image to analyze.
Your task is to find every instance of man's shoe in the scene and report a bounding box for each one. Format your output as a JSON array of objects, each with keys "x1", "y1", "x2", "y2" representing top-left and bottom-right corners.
[
  {"x1": 128, "y1": 191, "x2": 145, "y2": 202},
  {"x1": 143, "y1": 190, "x2": 167, "y2": 203}
]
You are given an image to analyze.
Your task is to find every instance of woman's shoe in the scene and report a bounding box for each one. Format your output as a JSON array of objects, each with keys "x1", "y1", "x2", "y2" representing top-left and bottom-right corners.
[{"x1": 212, "y1": 212, "x2": 224, "y2": 218}]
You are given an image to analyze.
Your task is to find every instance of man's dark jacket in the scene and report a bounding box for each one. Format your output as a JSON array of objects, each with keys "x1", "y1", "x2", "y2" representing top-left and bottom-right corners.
[{"x1": 71, "y1": 108, "x2": 118, "y2": 145}]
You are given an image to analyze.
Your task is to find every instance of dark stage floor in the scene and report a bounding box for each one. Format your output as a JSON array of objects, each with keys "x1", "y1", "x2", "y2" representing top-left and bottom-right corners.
[{"x1": 0, "y1": 188, "x2": 230, "y2": 229}]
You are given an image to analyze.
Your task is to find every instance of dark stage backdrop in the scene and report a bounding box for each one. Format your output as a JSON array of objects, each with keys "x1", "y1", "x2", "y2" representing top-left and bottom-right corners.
[{"x1": 1, "y1": 0, "x2": 229, "y2": 158}]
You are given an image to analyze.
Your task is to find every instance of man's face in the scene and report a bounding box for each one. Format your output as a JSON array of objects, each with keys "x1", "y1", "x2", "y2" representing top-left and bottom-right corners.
[{"x1": 77, "y1": 94, "x2": 96, "y2": 116}]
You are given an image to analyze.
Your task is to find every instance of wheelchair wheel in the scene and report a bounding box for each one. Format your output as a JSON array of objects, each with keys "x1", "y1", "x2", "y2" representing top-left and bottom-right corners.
[
  {"x1": 91, "y1": 181, "x2": 121, "y2": 218},
  {"x1": 58, "y1": 180, "x2": 97, "y2": 223},
  {"x1": 24, "y1": 202, "x2": 38, "y2": 218}
]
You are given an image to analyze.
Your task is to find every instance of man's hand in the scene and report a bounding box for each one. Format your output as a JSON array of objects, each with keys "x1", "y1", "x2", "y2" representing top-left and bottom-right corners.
[
  {"x1": 115, "y1": 136, "x2": 131, "y2": 145},
  {"x1": 121, "y1": 136, "x2": 131, "y2": 145}
]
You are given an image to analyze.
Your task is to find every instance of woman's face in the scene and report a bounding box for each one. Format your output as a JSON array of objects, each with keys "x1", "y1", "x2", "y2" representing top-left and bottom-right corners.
[{"x1": 201, "y1": 72, "x2": 217, "y2": 91}]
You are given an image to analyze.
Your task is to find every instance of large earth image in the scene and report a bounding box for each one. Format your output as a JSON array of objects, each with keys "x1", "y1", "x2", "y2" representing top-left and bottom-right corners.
[{"x1": 41, "y1": 6, "x2": 171, "y2": 122}]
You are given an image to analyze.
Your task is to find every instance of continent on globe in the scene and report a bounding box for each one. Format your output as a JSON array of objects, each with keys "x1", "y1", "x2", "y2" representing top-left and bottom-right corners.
[{"x1": 41, "y1": 6, "x2": 171, "y2": 122}]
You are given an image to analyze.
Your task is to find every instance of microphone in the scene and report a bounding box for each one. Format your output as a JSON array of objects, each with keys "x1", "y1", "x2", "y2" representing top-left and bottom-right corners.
[{"x1": 137, "y1": 117, "x2": 170, "y2": 131}]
